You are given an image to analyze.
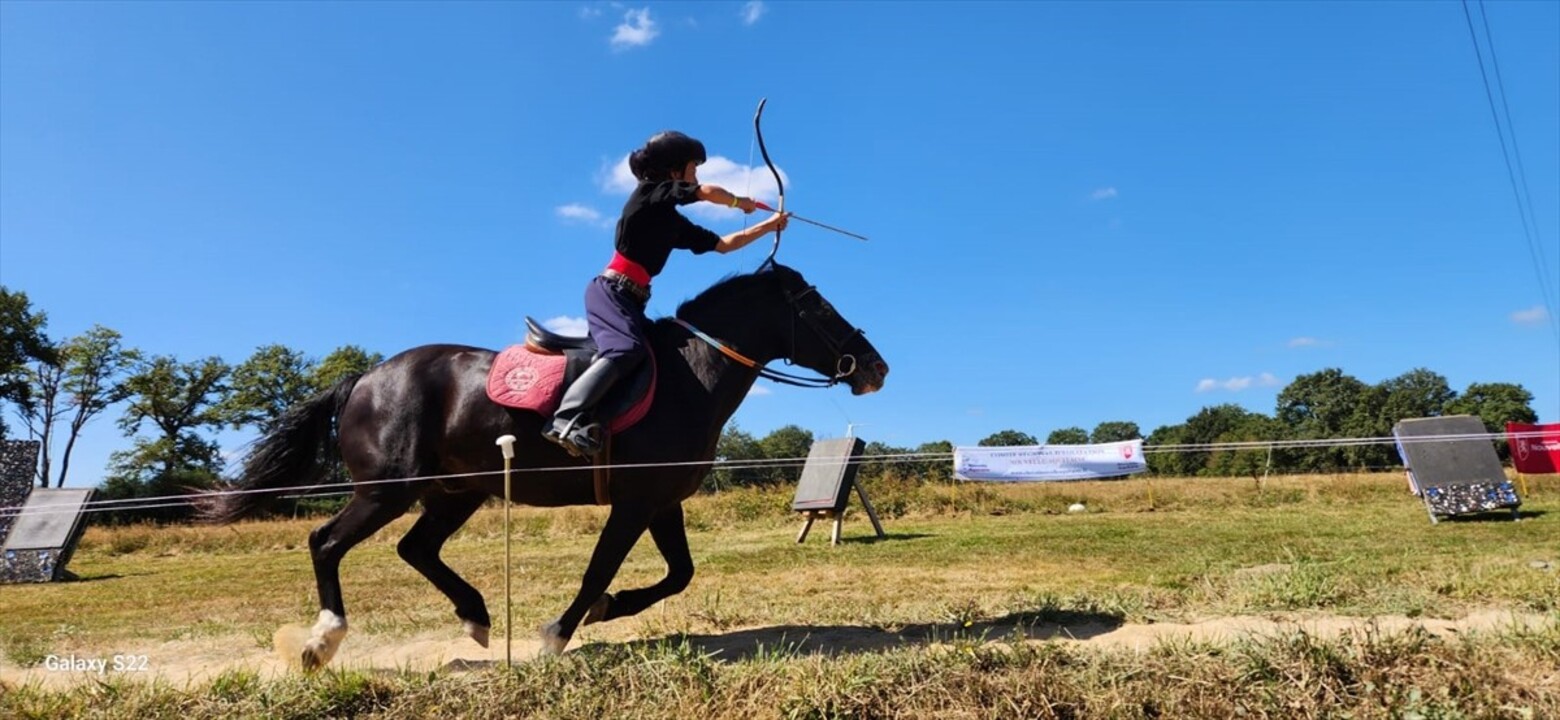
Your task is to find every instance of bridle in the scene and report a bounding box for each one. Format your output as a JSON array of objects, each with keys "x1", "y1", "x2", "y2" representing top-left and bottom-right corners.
[{"x1": 673, "y1": 267, "x2": 863, "y2": 389}]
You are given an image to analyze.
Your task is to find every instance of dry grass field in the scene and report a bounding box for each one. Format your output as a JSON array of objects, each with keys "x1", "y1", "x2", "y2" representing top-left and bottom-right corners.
[{"x1": 2, "y1": 472, "x2": 1556, "y2": 718}]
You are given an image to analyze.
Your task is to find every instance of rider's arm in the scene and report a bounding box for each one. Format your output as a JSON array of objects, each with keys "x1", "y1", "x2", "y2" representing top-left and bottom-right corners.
[
  {"x1": 696, "y1": 185, "x2": 758, "y2": 213},
  {"x1": 715, "y1": 214, "x2": 787, "y2": 254}
]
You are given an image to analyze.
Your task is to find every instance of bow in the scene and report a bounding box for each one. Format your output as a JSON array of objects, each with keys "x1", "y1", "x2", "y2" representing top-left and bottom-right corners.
[{"x1": 754, "y1": 97, "x2": 785, "y2": 264}]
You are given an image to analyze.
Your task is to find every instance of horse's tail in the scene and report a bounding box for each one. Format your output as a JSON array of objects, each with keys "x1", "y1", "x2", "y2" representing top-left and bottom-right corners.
[{"x1": 198, "y1": 374, "x2": 362, "y2": 524}]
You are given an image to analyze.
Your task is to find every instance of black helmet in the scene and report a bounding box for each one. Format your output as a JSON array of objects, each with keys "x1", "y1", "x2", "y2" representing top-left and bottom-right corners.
[{"x1": 629, "y1": 131, "x2": 707, "y2": 181}]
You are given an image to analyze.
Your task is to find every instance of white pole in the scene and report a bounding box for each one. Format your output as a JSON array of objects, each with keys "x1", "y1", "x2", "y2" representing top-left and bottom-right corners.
[{"x1": 495, "y1": 434, "x2": 517, "y2": 667}]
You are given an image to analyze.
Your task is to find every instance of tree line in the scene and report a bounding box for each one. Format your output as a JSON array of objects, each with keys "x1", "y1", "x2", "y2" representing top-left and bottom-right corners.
[
  {"x1": 3, "y1": 286, "x2": 1543, "y2": 520},
  {"x1": 2, "y1": 287, "x2": 380, "y2": 519},
  {"x1": 707, "y1": 370, "x2": 1537, "y2": 488}
]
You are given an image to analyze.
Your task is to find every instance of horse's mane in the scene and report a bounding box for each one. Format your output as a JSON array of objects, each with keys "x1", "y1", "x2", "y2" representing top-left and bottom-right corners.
[{"x1": 657, "y1": 264, "x2": 792, "y2": 326}]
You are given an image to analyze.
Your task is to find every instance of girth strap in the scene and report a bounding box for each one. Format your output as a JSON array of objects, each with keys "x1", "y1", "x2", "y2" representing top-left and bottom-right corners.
[{"x1": 592, "y1": 432, "x2": 612, "y2": 505}]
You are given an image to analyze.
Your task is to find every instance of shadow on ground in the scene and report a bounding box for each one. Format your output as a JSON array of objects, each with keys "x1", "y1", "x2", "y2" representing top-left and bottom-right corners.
[{"x1": 570, "y1": 608, "x2": 1126, "y2": 664}]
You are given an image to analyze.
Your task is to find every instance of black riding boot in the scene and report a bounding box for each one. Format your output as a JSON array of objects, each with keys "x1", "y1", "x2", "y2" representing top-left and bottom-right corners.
[{"x1": 543, "y1": 356, "x2": 635, "y2": 457}]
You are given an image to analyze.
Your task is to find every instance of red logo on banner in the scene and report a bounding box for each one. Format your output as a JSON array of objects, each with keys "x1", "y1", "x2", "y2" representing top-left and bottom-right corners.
[
  {"x1": 1121, "y1": 444, "x2": 1134, "y2": 459},
  {"x1": 1507, "y1": 422, "x2": 1560, "y2": 474}
]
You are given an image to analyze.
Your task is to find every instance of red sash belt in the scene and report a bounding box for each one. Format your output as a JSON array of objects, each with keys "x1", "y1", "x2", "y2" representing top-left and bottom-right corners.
[{"x1": 605, "y1": 252, "x2": 651, "y2": 287}]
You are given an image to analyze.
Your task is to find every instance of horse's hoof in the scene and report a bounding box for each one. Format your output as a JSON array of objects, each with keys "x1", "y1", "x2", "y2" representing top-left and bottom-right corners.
[
  {"x1": 582, "y1": 593, "x2": 613, "y2": 626},
  {"x1": 464, "y1": 620, "x2": 490, "y2": 648},
  {"x1": 300, "y1": 639, "x2": 330, "y2": 672},
  {"x1": 538, "y1": 621, "x2": 569, "y2": 655}
]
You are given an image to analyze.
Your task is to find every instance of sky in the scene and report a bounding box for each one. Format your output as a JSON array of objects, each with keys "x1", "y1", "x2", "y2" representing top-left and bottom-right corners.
[{"x1": 2, "y1": 1, "x2": 1558, "y2": 487}]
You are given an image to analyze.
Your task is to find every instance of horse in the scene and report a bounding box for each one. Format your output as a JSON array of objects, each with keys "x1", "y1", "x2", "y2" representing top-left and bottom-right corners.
[{"x1": 202, "y1": 261, "x2": 889, "y2": 670}]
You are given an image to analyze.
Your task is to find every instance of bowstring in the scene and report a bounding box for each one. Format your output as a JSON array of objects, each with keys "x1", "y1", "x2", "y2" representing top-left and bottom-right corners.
[{"x1": 743, "y1": 130, "x2": 756, "y2": 231}]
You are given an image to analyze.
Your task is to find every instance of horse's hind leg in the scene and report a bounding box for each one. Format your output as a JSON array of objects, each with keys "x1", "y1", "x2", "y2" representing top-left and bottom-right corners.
[
  {"x1": 583, "y1": 503, "x2": 693, "y2": 625},
  {"x1": 303, "y1": 490, "x2": 415, "y2": 671},
  {"x1": 540, "y1": 504, "x2": 653, "y2": 654},
  {"x1": 396, "y1": 490, "x2": 491, "y2": 647}
]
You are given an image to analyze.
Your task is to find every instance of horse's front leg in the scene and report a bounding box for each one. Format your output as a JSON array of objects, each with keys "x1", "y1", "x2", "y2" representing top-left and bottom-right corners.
[
  {"x1": 539, "y1": 503, "x2": 653, "y2": 654},
  {"x1": 582, "y1": 503, "x2": 693, "y2": 626}
]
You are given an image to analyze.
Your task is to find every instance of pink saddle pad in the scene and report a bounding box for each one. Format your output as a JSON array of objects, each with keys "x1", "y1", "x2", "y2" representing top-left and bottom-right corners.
[{"x1": 485, "y1": 346, "x2": 654, "y2": 433}]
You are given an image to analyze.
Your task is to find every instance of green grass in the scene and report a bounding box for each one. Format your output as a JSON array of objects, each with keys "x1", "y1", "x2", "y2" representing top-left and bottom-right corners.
[{"x1": 1, "y1": 472, "x2": 1556, "y2": 717}]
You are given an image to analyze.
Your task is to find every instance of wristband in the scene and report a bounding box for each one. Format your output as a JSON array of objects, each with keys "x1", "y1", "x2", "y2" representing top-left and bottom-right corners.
[{"x1": 730, "y1": 196, "x2": 741, "y2": 208}]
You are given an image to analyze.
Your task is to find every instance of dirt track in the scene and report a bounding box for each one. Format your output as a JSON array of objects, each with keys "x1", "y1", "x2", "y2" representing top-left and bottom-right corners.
[{"x1": 3, "y1": 609, "x2": 1551, "y2": 689}]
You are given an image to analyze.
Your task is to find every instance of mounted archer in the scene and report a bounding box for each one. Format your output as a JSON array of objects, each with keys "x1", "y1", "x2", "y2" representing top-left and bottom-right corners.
[{"x1": 543, "y1": 130, "x2": 791, "y2": 459}]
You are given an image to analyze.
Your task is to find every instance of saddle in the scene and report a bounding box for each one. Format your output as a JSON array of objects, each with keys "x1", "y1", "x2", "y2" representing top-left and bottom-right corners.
[{"x1": 485, "y1": 316, "x2": 656, "y2": 436}]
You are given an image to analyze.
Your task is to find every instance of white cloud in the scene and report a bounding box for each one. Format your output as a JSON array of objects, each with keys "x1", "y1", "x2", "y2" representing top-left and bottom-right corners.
[
  {"x1": 556, "y1": 203, "x2": 615, "y2": 229},
  {"x1": 1288, "y1": 336, "x2": 1320, "y2": 348},
  {"x1": 1090, "y1": 187, "x2": 1118, "y2": 200},
  {"x1": 611, "y1": 8, "x2": 658, "y2": 50},
  {"x1": 1511, "y1": 305, "x2": 1550, "y2": 325},
  {"x1": 747, "y1": 385, "x2": 773, "y2": 397},
  {"x1": 600, "y1": 153, "x2": 788, "y2": 222},
  {"x1": 741, "y1": 1, "x2": 766, "y2": 25},
  {"x1": 556, "y1": 203, "x2": 604, "y2": 223},
  {"x1": 1195, "y1": 373, "x2": 1280, "y2": 393},
  {"x1": 541, "y1": 315, "x2": 589, "y2": 337},
  {"x1": 579, "y1": 5, "x2": 603, "y2": 19}
]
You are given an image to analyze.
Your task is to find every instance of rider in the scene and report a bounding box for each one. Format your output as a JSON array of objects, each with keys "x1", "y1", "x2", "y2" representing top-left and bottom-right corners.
[{"x1": 543, "y1": 130, "x2": 790, "y2": 457}]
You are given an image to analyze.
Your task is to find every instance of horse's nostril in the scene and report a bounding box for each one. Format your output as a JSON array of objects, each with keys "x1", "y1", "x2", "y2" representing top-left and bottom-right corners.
[{"x1": 873, "y1": 361, "x2": 889, "y2": 377}]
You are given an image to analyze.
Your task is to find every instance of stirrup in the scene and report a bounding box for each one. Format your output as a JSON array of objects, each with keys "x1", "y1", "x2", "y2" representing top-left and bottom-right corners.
[{"x1": 543, "y1": 417, "x2": 601, "y2": 458}]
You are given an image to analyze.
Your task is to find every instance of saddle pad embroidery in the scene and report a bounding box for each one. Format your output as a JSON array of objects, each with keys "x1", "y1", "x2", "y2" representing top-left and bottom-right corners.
[{"x1": 486, "y1": 345, "x2": 568, "y2": 416}]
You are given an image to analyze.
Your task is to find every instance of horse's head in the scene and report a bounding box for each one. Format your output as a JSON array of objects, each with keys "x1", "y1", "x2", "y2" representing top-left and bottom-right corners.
[
  {"x1": 758, "y1": 262, "x2": 889, "y2": 396},
  {"x1": 675, "y1": 262, "x2": 889, "y2": 395}
]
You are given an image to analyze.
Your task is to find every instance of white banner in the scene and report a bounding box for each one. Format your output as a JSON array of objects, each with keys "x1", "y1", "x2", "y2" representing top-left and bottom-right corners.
[{"x1": 954, "y1": 440, "x2": 1148, "y2": 482}]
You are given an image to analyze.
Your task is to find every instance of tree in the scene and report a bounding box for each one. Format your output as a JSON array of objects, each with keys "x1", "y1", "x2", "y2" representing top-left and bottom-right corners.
[
  {"x1": 56, "y1": 326, "x2": 139, "y2": 487},
  {"x1": 1205, "y1": 413, "x2": 1284, "y2": 479},
  {"x1": 310, "y1": 345, "x2": 384, "y2": 392},
  {"x1": 0, "y1": 287, "x2": 57, "y2": 439},
  {"x1": 1178, "y1": 404, "x2": 1261, "y2": 475},
  {"x1": 1445, "y1": 382, "x2": 1537, "y2": 459},
  {"x1": 1091, "y1": 421, "x2": 1142, "y2": 443},
  {"x1": 115, "y1": 356, "x2": 230, "y2": 480},
  {"x1": 12, "y1": 354, "x2": 64, "y2": 485},
  {"x1": 758, "y1": 424, "x2": 814, "y2": 484},
  {"x1": 709, "y1": 423, "x2": 765, "y2": 490},
  {"x1": 1379, "y1": 368, "x2": 1456, "y2": 423},
  {"x1": 1276, "y1": 369, "x2": 1371, "y2": 471},
  {"x1": 1332, "y1": 368, "x2": 1459, "y2": 470},
  {"x1": 1341, "y1": 384, "x2": 1392, "y2": 469},
  {"x1": 1046, "y1": 427, "x2": 1089, "y2": 445},
  {"x1": 1145, "y1": 424, "x2": 1196, "y2": 476},
  {"x1": 221, "y1": 344, "x2": 315, "y2": 433},
  {"x1": 857, "y1": 440, "x2": 912, "y2": 482},
  {"x1": 979, "y1": 429, "x2": 1037, "y2": 447},
  {"x1": 913, "y1": 439, "x2": 954, "y2": 483}
]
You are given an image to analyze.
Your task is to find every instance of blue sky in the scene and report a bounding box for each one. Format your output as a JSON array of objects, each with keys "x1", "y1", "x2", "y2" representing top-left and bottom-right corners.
[{"x1": 2, "y1": 1, "x2": 1557, "y2": 487}]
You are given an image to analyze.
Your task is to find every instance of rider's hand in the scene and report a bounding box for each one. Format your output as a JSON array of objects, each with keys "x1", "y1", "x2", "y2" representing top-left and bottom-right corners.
[
  {"x1": 768, "y1": 212, "x2": 790, "y2": 233},
  {"x1": 736, "y1": 197, "x2": 758, "y2": 214}
]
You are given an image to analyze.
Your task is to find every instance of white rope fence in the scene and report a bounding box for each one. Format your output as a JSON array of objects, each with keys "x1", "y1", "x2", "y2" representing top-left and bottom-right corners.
[{"x1": 2, "y1": 429, "x2": 1551, "y2": 520}]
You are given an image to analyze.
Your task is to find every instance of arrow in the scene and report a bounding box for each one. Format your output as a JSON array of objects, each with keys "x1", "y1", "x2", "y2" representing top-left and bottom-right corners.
[{"x1": 751, "y1": 200, "x2": 869, "y2": 241}]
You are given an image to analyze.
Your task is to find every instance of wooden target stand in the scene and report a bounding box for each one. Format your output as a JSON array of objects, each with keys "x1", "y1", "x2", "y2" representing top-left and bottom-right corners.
[{"x1": 791, "y1": 436, "x2": 885, "y2": 545}]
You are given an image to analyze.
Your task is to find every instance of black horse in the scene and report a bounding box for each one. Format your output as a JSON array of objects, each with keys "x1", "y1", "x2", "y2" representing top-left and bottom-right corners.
[{"x1": 204, "y1": 262, "x2": 888, "y2": 670}]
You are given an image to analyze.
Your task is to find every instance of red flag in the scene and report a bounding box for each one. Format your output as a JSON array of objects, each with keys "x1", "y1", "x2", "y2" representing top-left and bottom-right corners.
[{"x1": 1507, "y1": 422, "x2": 1560, "y2": 474}]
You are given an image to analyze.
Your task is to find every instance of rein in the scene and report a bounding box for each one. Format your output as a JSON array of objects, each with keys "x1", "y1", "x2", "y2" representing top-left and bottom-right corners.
[{"x1": 672, "y1": 318, "x2": 850, "y2": 389}]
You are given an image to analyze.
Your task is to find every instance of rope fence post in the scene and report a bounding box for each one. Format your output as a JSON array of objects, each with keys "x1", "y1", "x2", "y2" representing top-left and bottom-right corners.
[{"x1": 495, "y1": 434, "x2": 517, "y2": 667}]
